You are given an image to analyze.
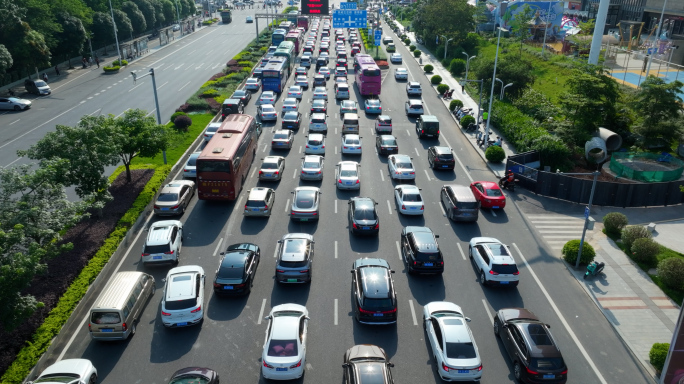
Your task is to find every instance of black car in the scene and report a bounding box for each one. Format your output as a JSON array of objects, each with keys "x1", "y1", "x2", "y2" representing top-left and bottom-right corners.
[
  {"x1": 213, "y1": 242, "x2": 261, "y2": 296},
  {"x1": 313, "y1": 74, "x2": 326, "y2": 87},
  {"x1": 168, "y1": 367, "x2": 219, "y2": 384},
  {"x1": 494, "y1": 308, "x2": 568, "y2": 384},
  {"x1": 282, "y1": 111, "x2": 302, "y2": 130},
  {"x1": 351, "y1": 258, "x2": 397, "y2": 324},
  {"x1": 343, "y1": 345, "x2": 396, "y2": 384},
  {"x1": 348, "y1": 197, "x2": 379, "y2": 236},
  {"x1": 400, "y1": 226, "x2": 444, "y2": 275},
  {"x1": 376, "y1": 135, "x2": 398, "y2": 156},
  {"x1": 231, "y1": 90, "x2": 252, "y2": 106},
  {"x1": 427, "y1": 146, "x2": 455, "y2": 170}
]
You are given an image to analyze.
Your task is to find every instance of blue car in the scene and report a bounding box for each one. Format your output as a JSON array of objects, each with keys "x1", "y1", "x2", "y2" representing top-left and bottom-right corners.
[{"x1": 364, "y1": 99, "x2": 382, "y2": 114}]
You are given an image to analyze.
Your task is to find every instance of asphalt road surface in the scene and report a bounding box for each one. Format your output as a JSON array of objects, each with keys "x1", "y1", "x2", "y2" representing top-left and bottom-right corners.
[{"x1": 28, "y1": 5, "x2": 654, "y2": 384}]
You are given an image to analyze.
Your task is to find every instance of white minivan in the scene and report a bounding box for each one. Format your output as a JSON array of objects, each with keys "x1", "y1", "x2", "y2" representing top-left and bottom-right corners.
[
  {"x1": 335, "y1": 82, "x2": 350, "y2": 99},
  {"x1": 342, "y1": 113, "x2": 359, "y2": 134}
]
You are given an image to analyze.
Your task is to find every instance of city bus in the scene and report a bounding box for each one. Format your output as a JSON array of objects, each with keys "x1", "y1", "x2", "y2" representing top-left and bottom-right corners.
[
  {"x1": 354, "y1": 54, "x2": 382, "y2": 96},
  {"x1": 272, "y1": 28, "x2": 287, "y2": 46},
  {"x1": 261, "y1": 57, "x2": 290, "y2": 93},
  {"x1": 274, "y1": 41, "x2": 296, "y2": 73},
  {"x1": 278, "y1": 21, "x2": 295, "y2": 31},
  {"x1": 285, "y1": 30, "x2": 304, "y2": 54},
  {"x1": 196, "y1": 115, "x2": 259, "y2": 201}
]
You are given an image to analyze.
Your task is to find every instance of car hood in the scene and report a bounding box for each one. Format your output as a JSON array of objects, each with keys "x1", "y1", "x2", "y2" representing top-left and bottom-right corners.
[
  {"x1": 346, "y1": 344, "x2": 386, "y2": 361},
  {"x1": 39, "y1": 359, "x2": 92, "y2": 380}
]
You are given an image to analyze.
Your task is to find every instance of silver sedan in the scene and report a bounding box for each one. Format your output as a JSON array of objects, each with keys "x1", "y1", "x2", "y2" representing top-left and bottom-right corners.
[
  {"x1": 301, "y1": 155, "x2": 324, "y2": 181},
  {"x1": 259, "y1": 156, "x2": 286, "y2": 181},
  {"x1": 335, "y1": 161, "x2": 360, "y2": 190},
  {"x1": 290, "y1": 187, "x2": 321, "y2": 221},
  {"x1": 0, "y1": 97, "x2": 31, "y2": 111},
  {"x1": 154, "y1": 180, "x2": 196, "y2": 216}
]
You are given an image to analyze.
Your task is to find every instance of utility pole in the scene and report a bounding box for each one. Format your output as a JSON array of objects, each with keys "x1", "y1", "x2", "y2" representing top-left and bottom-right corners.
[
  {"x1": 131, "y1": 69, "x2": 167, "y2": 165},
  {"x1": 557, "y1": 171, "x2": 600, "y2": 269},
  {"x1": 588, "y1": 0, "x2": 610, "y2": 65},
  {"x1": 462, "y1": 52, "x2": 476, "y2": 94},
  {"x1": 440, "y1": 35, "x2": 453, "y2": 60},
  {"x1": 108, "y1": 0, "x2": 122, "y2": 63}
]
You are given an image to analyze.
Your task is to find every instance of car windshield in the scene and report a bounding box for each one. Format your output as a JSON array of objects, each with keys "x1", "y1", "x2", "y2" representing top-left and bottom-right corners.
[
  {"x1": 485, "y1": 243, "x2": 511, "y2": 256},
  {"x1": 157, "y1": 193, "x2": 179, "y2": 202},
  {"x1": 284, "y1": 112, "x2": 298, "y2": 120},
  {"x1": 368, "y1": 101, "x2": 380, "y2": 106},
  {"x1": 303, "y1": 161, "x2": 320, "y2": 168},
  {"x1": 296, "y1": 191, "x2": 316, "y2": 208},
  {"x1": 492, "y1": 264, "x2": 519, "y2": 274},
  {"x1": 274, "y1": 133, "x2": 289, "y2": 139},
  {"x1": 354, "y1": 208, "x2": 376, "y2": 220},
  {"x1": 262, "y1": 162, "x2": 279, "y2": 169},
  {"x1": 396, "y1": 162, "x2": 412, "y2": 169},
  {"x1": 262, "y1": 106, "x2": 276, "y2": 113},
  {"x1": 445, "y1": 342, "x2": 477, "y2": 359},
  {"x1": 308, "y1": 138, "x2": 323, "y2": 145},
  {"x1": 34, "y1": 80, "x2": 48, "y2": 87},
  {"x1": 267, "y1": 339, "x2": 299, "y2": 357},
  {"x1": 345, "y1": 138, "x2": 360, "y2": 145},
  {"x1": 402, "y1": 193, "x2": 422, "y2": 202},
  {"x1": 233, "y1": 91, "x2": 245, "y2": 97},
  {"x1": 382, "y1": 138, "x2": 397, "y2": 145},
  {"x1": 363, "y1": 69, "x2": 381, "y2": 76},
  {"x1": 284, "y1": 100, "x2": 296, "y2": 106},
  {"x1": 289, "y1": 87, "x2": 300, "y2": 92},
  {"x1": 168, "y1": 375, "x2": 210, "y2": 384},
  {"x1": 486, "y1": 188, "x2": 503, "y2": 197},
  {"x1": 187, "y1": 156, "x2": 198, "y2": 166},
  {"x1": 144, "y1": 244, "x2": 170, "y2": 254},
  {"x1": 284, "y1": 239, "x2": 309, "y2": 254},
  {"x1": 165, "y1": 297, "x2": 197, "y2": 310}
]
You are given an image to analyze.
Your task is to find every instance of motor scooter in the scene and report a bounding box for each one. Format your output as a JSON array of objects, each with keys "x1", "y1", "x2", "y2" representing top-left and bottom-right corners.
[
  {"x1": 498, "y1": 177, "x2": 518, "y2": 191},
  {"x1": 584, "y1": 261, "x2": 605, "y2": 279}
]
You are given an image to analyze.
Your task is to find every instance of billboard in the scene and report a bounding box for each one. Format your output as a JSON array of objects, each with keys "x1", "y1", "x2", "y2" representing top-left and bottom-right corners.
[
  {"x1": 497, "y1": 2, "x2": 564, "y2": 40},
  {"x1": 302, "y1": 0, "x2": 329, "y2": 15}
]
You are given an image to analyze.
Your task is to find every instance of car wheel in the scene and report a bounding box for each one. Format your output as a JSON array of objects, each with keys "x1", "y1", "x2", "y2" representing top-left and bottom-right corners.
[
  {"x1": 89, "y1": 373, "x2": 97, "y2": 384},
  {"x1": 493, "y1": 318, "x2": 500, "y2": 337},
  {"x1": 468, "y1": 245, "x2": 473, "y2": 259},
  {"x1": 130, "y1": 322, "x2": 137, "y2": 335},
  {"x1": 14, "y1": 105, "x2": 21, "y2": 111},
  {"x1": 480, "y1": 270, "x2": 487, "y2": 286},
  {"x1": 513, "y1": 362, "x2": 522, "y2": 381},
  {"x1": 151, "y1": 284, "x2": 156, "y2": 296}
]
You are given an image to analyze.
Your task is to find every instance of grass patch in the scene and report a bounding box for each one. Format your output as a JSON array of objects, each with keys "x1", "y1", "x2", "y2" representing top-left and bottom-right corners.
[{"x1": 397, "y1": 20, "x2": 410, "y2": 27}]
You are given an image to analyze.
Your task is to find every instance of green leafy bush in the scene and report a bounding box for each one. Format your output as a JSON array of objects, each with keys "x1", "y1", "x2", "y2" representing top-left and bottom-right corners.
[
  {"x1": 449, "y1": 58, "x2": 466, "y2": 76},
  {"x1": 413, "y1": 49, "x2": 421, "y2": 57},
  {"x1": 404, "y1": 38, "x2": 411, "y2": 45},
  {"x1": 491, "y1": 102, "x2": 547, "y2": 152},
  {"x1": 485, "y1": 145, "x2": 506, "y2": 163},
  {"x1": 423, "y1": 64, "x2": 433, "y2": 73},
  {"x1": 530, "y1": 135, "x2": 572, "y2": 172},
  {"x1": 657, "y1": 257, "x2": 684, "y2": 290},
  {"x1": 112, "y1": 59, "x2": 128, "y2": 66},
  {"x1": 631, "y1": 238, "x2": 660, "y2": 266},
  {"x1": 649, "y1": 343, "x2": 670, "y2": 373},
  {"x1": 562, "y1": 239, "x2": 596, "y2": 265},
  {"x1": 238, "y1": 60, "x2": 254, "y2": 67},
  {"x1": 201, "y1": 89, "x2": 220, "y2": 98},
  {"x1": 430, "y1": 75, "x2": 442, "y2": 85},
  {"x1": 409, "y1": 44, "x2": 416, "y2": 51},
  {"x1": 173, "y1": 115, "x2": 192, "y2": 131},
  {"x1": 603, "y1": 212, "x2": 628, "y2": 237},
  {"x1": 437, "y1": 84, "x2": 449, "y2": 95},
  {"x1": 170, "y1": 111, "x2": 187, "y2": 122},
  {"x1": 621, "y1": 225, "x2": 652, "y2": 250},
  {"x1": 102, "y1": 66, "x2": 120, "y2": 72},
  {"x1": 449, "y1": 99, "x2": 463, "y2": 111},
  {"x1": 460, "y1": 114, "x2": 475, "y2": 127}
]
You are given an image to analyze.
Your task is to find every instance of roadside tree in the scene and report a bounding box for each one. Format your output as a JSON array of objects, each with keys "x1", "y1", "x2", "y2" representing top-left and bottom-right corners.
[
  {"x1": 510, "y1": 4, "x2": 534, "y2": 57},
  {"x1": 632, "y1": 76, "x2": 684, "y2": 148},
  {"x1": 412, "y1": 0, "x2": 475, "y2": 50},
  {"x1": 132, "y1": 0, "x2": 156, "y2": 30},
  {"x1": 160, "y1": 0, "x2": 176, "y2": 26},
  {"x1": 54, "y1": 12, "x2": 87, "y2": 68},
  {"x1": 92, "y1": 12, "x2": 115, "y2": 51},
  {"x1": 122, "y1": 1, "x2": 147, "y2": 37},
  {"x1": 113, "y1": 9, "x2": 134, "y2": 40},
  {"x1": 113, "y1": 109, "x2": 171, "y2": 182}
]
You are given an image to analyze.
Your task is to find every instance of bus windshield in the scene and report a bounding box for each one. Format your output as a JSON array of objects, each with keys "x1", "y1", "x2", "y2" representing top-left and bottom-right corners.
[{"x1": 197, "y1": 161, "x2": 232, "y2": 173}]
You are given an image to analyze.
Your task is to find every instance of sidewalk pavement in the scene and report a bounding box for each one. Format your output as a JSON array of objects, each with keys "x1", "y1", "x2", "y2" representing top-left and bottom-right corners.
[{"x1": 386, "y1": 22, "x2": 682, "y2": 379}]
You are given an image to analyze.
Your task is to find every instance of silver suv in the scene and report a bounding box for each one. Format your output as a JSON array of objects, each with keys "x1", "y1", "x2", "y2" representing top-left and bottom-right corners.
[
  {"x1": 141, "y1": 220, "x2": 183, "y2": 265},
  {"x1": 244, "y1": 187, "x2": 275, "y2": 217},
  {"x1": 469, "y1": 237, "x2": 520, "y2": 287},
  {"x1": 275, "y1": 233, "x2": 315, "y2": 283}
]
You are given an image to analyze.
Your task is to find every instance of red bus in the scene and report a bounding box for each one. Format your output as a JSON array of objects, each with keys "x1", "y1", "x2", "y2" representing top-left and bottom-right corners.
[
  {"x1": 354, "y1": 55, "x2": 382, "y2": 96},
  {"x1": 196, "y1": 114, "x2": 259, "y2": 201},
  {"x1": 285, "y1": 30, "x2": 303, "y2": 55}
]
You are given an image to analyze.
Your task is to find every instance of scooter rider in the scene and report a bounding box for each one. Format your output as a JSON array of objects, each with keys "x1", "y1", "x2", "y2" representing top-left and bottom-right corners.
[{"x1": 499, "y1": 169, "x2": 515, "y2": 189}]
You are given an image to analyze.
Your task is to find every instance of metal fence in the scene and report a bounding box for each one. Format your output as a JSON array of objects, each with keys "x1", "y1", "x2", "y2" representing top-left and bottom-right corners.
[{"x1": 506, "y1": 151, "x2": 684, "y2": 207}]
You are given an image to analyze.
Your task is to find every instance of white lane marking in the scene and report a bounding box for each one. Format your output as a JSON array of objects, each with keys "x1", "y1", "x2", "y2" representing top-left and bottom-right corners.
[
  {"x1": 212, "y1": 238, "x2": 224, "y2": 257},
  {"x1": 3, "y1": 157, "x2": 21, "y2": 168},
  {"x1": 414, "y1": 147, "x2": 421, "y2": 156},
  {"x1": 335, "y1": 241, "x2": 338, "y2": 259},
  {"x1": 293, "y1": 168, "x2": 298, "y2": 178},
  {"x1": 375, "y1": 147, "x2": 378, "y2": 155},
  {"x1": 195, "y1": 63, "x2": 205, "y2": 70},
  {"x1": 405, "y1": 129, "x2": 410, "y2": 136},
  {"x1": 334, "y1": 299, "x2": 339, "y2": 325},
  {"x1": 481, "y1": 299, "x2": 494, "y2": 325},
  {"x1": 9, "y1": 119, "x2": 20, "y2": 125},
  {"x1": 157, "y1": 81, "x2": 169, "y2": 89},
  {"x1": 178, "y1": 81, "x2": 191, "y2": 91},
  {"x1": 257, "y1": 298, "x2": 267, "y2": 324},
  {"x1": 145, "y1": 109, "x2": 156, "y2": 118},
  {"x1": 512, "y1": 243, "x2": 608, "y2": 384},
  {"x1": 335, "y1": 147, "x2": 338, "y2": 155},
  {"x1": 262, "y1": 144, "x2": 267, "y2": 152},
  {"x1": 386, "y1": 200, "x2": 392, "y2": 215},
  {"x1": 449, "y1": 135, "x2": 472, "y2": 182},
  {"x1": 335, "y1": 200, "x2": 338, "y2": 214},
  {"x1": 335, "y1": 127, "x2": 338, "y2": 134},
  {"x1": 115, "y1": 108, "x2": 130, "y2": 118},
  {"x1": 128, "y1": 81, "x2": 145, "y2": 92},
  {"x1": 379, "y1": 169, "x2": 385, "y2": 182},
  {"x1": 396, "y1": 241, "x2": 402, "y2": 259},
  {"x1": 299, "y1": 146, "x2": 302, "y2": 153},
  {"x1": 88, "y1": 109, "x2": 101, "y2": 116},
  {"x1": 284, "y1": 198, "x2": 290, "y2": 213},
  {"x1": 424, "y1": 170, "x2": 431, "y2": 181},
  {"x1": 491, "y1": 210, "x2": 498, "y2": 217},
  {"x1": 408, "y1": 300, "x2": 418, "y2": 326},
  {"x1": 439, "y1": 203, "x2": 446, "y2": 216},
  {"x1": 251, "y1": 168, "x2": 257, "y2": 178},
  {"x1": 456, "y1": 243, "x2": 466, "y2": 260},
  {"x1": 273, "y1": 247, "x2": 279, "y2": 258}
]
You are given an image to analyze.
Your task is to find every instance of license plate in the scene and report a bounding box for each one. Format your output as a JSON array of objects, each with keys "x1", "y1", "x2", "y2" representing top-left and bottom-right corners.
[
  {"x1": 346, "y1": 182, "x2": 352, "y2": 185},
  {"x1": 252, "y1": 209, "x2": 260, "y2": 211},
  {"x1": 410, "y1": 207, "x2": 417, "y2": 209},
  {"x1": 457, "y1": 369, "x2": 469, "y2": 374},
  {"x1": 442, "y1": 165, "x2": 449, "y2": 168},
  {"x1": 312, "y1": 147, "x2": 318, "y2": 150},
  {"x1": 500, "y1": 281, "x2": 509, "y2": 284},
  {"x1": 287, "y1": 279, "x2": 297, "y2": 282},
  {"x1": 278, "y1": 143, "x2": 284, "y2": 145},
  {"x1": 101, "y1": 329, "x2": 113, "y2": 332},
  {"x1": 301, "y1": 218, "x2": 308, "y2": 222},
  {"x1": 403, "y1": 173, "x2": 409, "y2": 176},
  {"x1": 373, "y1": 313, "x2": 383, "y2": 317},
  {"x1": 153, "y1": 256, "x2": 162, "y2": 260},
  {"x1": 424, "y1": 263, "x2": 433, "y2": 267},
  {"x1": 177, "y1": 322, "x2": 188, "y2": 326},
  {"x1": 276, "y1": 368, "x2": 288, "y2": 372},
  {"x1": 362, "y1": 226, "x2": 370, "y2": 230},
  {"x1": 462, "y1": 213, "x2": 471, "y2": 216},
  {"x1": 493, "y1": 206, "x2": 499, "y2": 209},
  {"x1": 161, "y1": 207, "x2": 169, "y2": 210},
  {"x1": 224, "y1": 286, "x2": 234, "y2": 290},
  {"x1": 543, "y1": 374, "x2": 555, "y2": 379}
]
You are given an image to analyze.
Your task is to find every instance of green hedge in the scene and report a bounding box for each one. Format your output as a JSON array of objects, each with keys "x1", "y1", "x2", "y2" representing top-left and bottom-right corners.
[
  {"x1": 102, "y1": 66, "x2": 120, "y2": 72},
  {"x1": 649, "y1": 343, "x2": 670, "y2": 372},
  {"x1": 1, "y1": 164, "x2": 171, "y2": 383},
  {"x1": 561, "y1": 239, "x2": 596, "y2": 265}
]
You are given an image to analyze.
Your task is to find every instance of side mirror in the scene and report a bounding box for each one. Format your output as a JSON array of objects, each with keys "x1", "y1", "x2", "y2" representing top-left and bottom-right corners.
[
  {"x1": 388, "y1": 363, "x2": 395, "y2": 367},
  {"x1": 277, "y1": 240, "x2": 283, "y2": 244},
  {"x1": 465, "y1": 317, "x2": 471, "y2": 322},
  {"x1": 351, "y1": 270, "x2": 355, "y2": 273},
  {"x1": 418, "y1": 188, "x2": 422, "y2": 191},
  {"x1": 435, "y1": 235, "x2": 440, "y2": 238},
  {"x1": 375, "y1": 202, "x2": 378, "y2": 205},
  {"x1": 546, "y1": 324, "x2": 551, "y2": 329},
  {"x1": 391, "y1": 270, "x2": 395, "y2": 274},
  {"x1": 291, "y1": 191, "x2": 294, "y2": 194},
  {"x1": 220, "y1": 252, "x2": 225, "y2": 255},
  {"x1": 264, "y1": 316, "x2": 271, "y2": 320}
]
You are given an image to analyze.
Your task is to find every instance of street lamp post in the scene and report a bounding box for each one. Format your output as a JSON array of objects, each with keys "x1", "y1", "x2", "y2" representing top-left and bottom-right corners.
[
  {"x1": 108, "y1": 0, "x2": 122, "y2": 63},
  {"x1": 501, "y1": 83, "x2": 513, "y2": 100},
  {"x1": 557, "y1": 171, "x2": 600, "y2": 269},
  {"x1": 462, "y1": 52, "x2": 476, "y2": 93},
  {"x1": 483, "y1": 27, "x2": 507, "y2": 149},
  {"x1": 131, "y1": 69, "x2": 167, "y2": 165},
  {"x1": 440, "y1": 35, "x2": 454, "y2": 60}
]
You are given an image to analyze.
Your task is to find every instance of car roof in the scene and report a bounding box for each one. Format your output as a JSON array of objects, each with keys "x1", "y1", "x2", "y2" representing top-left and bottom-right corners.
[
  {"x1": 359, "y1": 267, "x2": 391, "y2": 298},
  {"x1": 303, "y1": 155, "x2": 323, "y2": 163},
  {"x1": 271, "y1": 316, "x2": 299, "y2": 340},
  {"x1": 408, "y1": 81, "x2": 420, "y2": 86},
  {"x1": 339, "y1": 161, "x2": 358, "y2": 169},
  {"x1": 264, "y1": 156, "x2": 283, "y2": 163},
  {"x1": 166, "y1": 266, "x2": 202, "y2": 300},
  {"x1": 440, "y1": 317, "x2": 473, "y2": 343},
  {"x1": 391, "y1": 154, "x2": 412, "y2": 162},
  {"x1": 274, "y1": 129, "x2": 290, "y2": 134},
  {"x1": 344, "y1": 134, "x2": 360, "y2": 140},
  {"x1": 147, "y1": 221, "x2": 180, "y2": 245},
  {"x1": 516, "y1": 322, "x2": 562, "y2": 358},
  {"x1": 432, "y1": 146, "x2": 452, "y2": 154},
  {"x1": 409, "y1": 99, "x2": 423, "y2": 105},
  {"x1": 220, "y1": 250, "x2": 250, "y2": 268},
  {"x1": 396, "y1": 185, "x2": 420, "y2": 193},
  {"x1": 499, "y1": 307, "x2": 539, "y2": 322},
  {"x1": 379, "y1": 135, "x2": 396, "y2": 140},
  {"x1": 351, "y1": 197, "x2": 375, "y2": 209},
  {"x1": 405, "y1": 227, "x2": 438, "y2": 251}
]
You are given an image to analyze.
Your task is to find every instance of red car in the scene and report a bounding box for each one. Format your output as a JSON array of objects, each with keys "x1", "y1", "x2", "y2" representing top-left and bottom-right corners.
[{"x1": 470, "y1": 181, "x2": 506, "y2": 209}]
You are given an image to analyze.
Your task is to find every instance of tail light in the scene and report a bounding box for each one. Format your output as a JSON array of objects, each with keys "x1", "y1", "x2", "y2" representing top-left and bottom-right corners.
[
  {"x1": 421, "y1": 205, "x2": 424, "y2": 210},
  {"x1": 164, "y1": 250, "x2": 174, "y2": 255},
  {"x1": 142, "y1": 253, "x2": 150, "y2": 257},
  {"x1": 561, "y1": 369, "x2": 568, "y2": 375},
  {"x1": 161, "y1": 311, "x2": 171, "y2": 316},
  {"x1": 154, "y1": 205, "x2": 159, "y2": 209},
  {"x1": 122, "y1": 322, "x2": 127, "y2": 331},
  {"x1": 526, "y1": 367, "x2": 538, "y2": 375},
  {"x1": 410, "y1": 172, "x2": 415, "y2": 175},
  {"x1": 344, "y1": 146, "x2": 348, "y2": 149},
  {"x1": 259, "y1": 171, "x2": 263, "y2": 175},
  {"x1": 171, "y1": 205, "x2": 179, "y2": 209},
  {"x1": 358, "y1": 308, "x2": 375, "y2": 314},
  {"x1": 513, "y1": 271, "x2": 520, "y2": 275},
  {"x1": 306, "y1": 145, "x2": 309, "y2": 148},
  {"x1": 300, "y1": 270, "x2": 309, "y2": 273},
  {"x1": 290, "y1": 360, "x2": 302, "y2": 369},
  {"x1": 437, "y1": 130, "x2": 440, "y2": 134},
  {"x1": 263, "y1": 361, "x2": 274, "y2": 369},
  {"x1": 421, "y1": 130, "x2": 424, "y2": 133},
  {"x1": 402, "y1": 205, "x2": 406, "y2": 210},
  {"x1": 88, "y1": 323, "x2": 91, "y2": 331},
  {"x1": 302, "y1": 171, "x2": 306, "y2": 174},
  {"x1": 355, "y1": 180, "x2": 359, "y2": 184},
  {"x1": 322, "y1": 145, "x2": 325, "y2": 148},
  {"x1": 244, "y1": 205, "x2": 248, "y2": 210},
  {"x1": 277, "y1": 269, "x2": 285, "y2": 273},
  {"x1": 382, "y1": 308, "x2": 397, "y2": 314},
  {"x1": 352, "y1": 223, "x2": 357, "y2": 229},
  {"x1": 190, "y1": 305, "x2": 202, "y2": 313},
  {"x1": 477, "y1": 365, "x2": 483, "y2": 371},
  {"x1": 235, "y1": 284, "x2": 246, "y2": 288},
  {"x1": 442, "y1": 362, "x2": 453, "y2": 372},
  {"x1": 338, "y1": 179, "x2": 342, "y2": 183},
  {"x1": 489, "y1": 270, "x2": 499, "y2": 275},
  {"x1": 374, "y1": 224, "x2": 379, "y2": 229},
  {"x1": 213, "y1": 283, "x2": 221, "y2": 288},
  {"x1": 263, "y1": 205, "x2": 268, "y2": 210},
  {"x1": 183, "y1": 169, "x2": 189, "y2": 172},
  {"x1": 274, "y1": 171, "x2": 279, "y2": 175}
]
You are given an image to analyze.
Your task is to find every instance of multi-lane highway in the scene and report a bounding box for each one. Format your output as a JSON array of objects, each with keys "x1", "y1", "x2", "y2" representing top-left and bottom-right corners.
[{"x1": 28, "y1": 4, "x2": 654, "y2": 384}]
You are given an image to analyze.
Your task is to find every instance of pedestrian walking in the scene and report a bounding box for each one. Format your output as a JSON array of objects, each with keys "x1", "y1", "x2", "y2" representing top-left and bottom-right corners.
[
  {"x1": 42, "y1": 72, "x2": 48, "y2": 83},
  {"x1": 82, "y1": 57, "x2": 87, "y2": 68},
  {"x1": 88, "y1": 57, "x2": 93, "y2": 67},
  {"x1": 54, "y1": 65, "x2": 60, "y2": 76},
  {"x1": 95, "y1": 57, "x2": 100, "y2": 68}
]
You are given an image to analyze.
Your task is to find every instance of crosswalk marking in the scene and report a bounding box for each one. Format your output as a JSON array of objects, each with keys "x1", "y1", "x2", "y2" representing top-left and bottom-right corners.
[{"x1": 526, "y1": 214, "x2": 592, "y2": 251}]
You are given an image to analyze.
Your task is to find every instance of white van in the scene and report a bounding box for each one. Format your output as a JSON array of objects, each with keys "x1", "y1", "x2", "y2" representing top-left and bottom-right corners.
[
  {"x1": 335, "y1": 83, "x2": 350, "y2": 99},
  {"x1": 342, "y1": 113, "x2": 359, "y2": 134}
]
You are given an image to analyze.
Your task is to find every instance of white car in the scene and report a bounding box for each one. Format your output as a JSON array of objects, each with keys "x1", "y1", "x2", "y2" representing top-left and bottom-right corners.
[
  {"x1": 341, "y1": 134, "x2": 362, "y2": 155},
  {"x1": 335, "y1": 161, "x2": 361, "y2": 190},
  {"x1": 395, "y1": 68, "x2": 408, "y2": 80},
  {"x1": 295, "y1": 75, "x2": 309, "y2": 89},
  {"x1": 245, "y1": 77, "x2": 261, "y2": 91},
  {"x1": 395, "y1": 185, "x2": 424, "y2": 215},
  {"x1": 340, "y1": 100, "x2": 358, "y2": 114},
  {"x1": 405, "y1": 99, "x2": 425, "y2": 116},
  {"x1": 312, "y1": 87, "x2": 328, "y2": 100},
  {"x1": 183, "y1": 152, "x2": 200, "y2": 178},
  {"x1": 390, "y1": 53, "x2": 402, "y2": 63},
  {"x1": 258, "y1": 104, "x2": 278, "y2": 121},
  {"x1": 161, "y1": 265, "x2": 205, "y2": 328},
  {"x1": 388, "y1": 154, "x2": 416, "y2": 180},
  {"x1": 305, "y1": 133, "x2": 326, "y2": 155},
  {"x1": 203, "y1": 122, "x2": 221, "y2": 142},
  {"x1": 364, "y1": 99, "x2": 382, "y2": 114},
  {"x1": 0, "y1": 96, "x2": 32, "y2": 111},
  {"x1": 287, "y1": 85, "x2": 303, "y2": 100},
  {"x1": 335, "y1": 67, "x2": 347, "y2": 77},
  {"x1": 318, "y1": 66, "x2": 331, "y2": 79},
  {"x1": 281, "y1": 97, "x2": 299, "y2": 113},
  {"x1": 406, "y1": 82, "x2": 422, "y2": 96},
  {"x1": 424, "y1": 302, "x2": 483, "y2": 382},
  {"x1": 259, "y1": 91, "x2": 277, "y2": 105},
  {"x1": 261, "y1": 304, "x2": 309, "y2": 380},
  {"x1": 28, "y1": 359, "x2": 98, "y2": 384},
  {"x1": 469, "y1": 237, "x2": 520, "y2": 287},
  {"x1": 301, "y1": 155, "x2": 324, "y2": 181}
]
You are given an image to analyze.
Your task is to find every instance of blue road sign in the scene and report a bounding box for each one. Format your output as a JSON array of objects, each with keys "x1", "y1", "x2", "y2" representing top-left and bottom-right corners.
[
  {"x1": 332, "y1": 10, "x2": 367, "y2": 28},
  {"x1": 374, "y1": 30, "x2": 382, "y2": 40},
  {"x1": 584, "y1": 206, "x2": 590, "y2": 219},
  {"x1": 375, "y1": 39, "x2": 381, "y2": 46},
  {"x1": 340, "y1": 2, "x2": 357, "y2": 9}
]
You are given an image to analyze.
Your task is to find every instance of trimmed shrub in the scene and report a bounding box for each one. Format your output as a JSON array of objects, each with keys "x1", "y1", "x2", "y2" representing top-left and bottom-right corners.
[
  {"x1": 173, "y1": 115, "x2": 192, "y2": 131},
  {"x1": 201, "y1": 89, "x2": 220, "y2": 98},
  {"x1": 430, "y1": 75, "x2": 442, "y2": 85},
  {"x1": 603, "y1": 212, "x2": 628, "y2": 237},
  {"x1": 657, "y1": 257, "x2": 684, "y2": 290},
  {"x1": 530, "y1": 135, "x2": 572, "y2": 172},
  {"x1": 449, "y1": 99, "x2": 463, "y2": 111},
  {"x1": 423, "y1": 64, "x2": 434, "y2": 73},
  {"x1": 449, "y1": 58, "x2": 466, "y2": 76},
  {"x1": 413, "y1": 49, "x2": 421, "y2": 57},
  {"x1": 437, "y1": 84, "x2": 449, "y2": 95},
  {"x1": 112, "y1": 59, "x2": 128, "y2": 66},
  {"x1": 631, "y1": 238, "x2": 660, "y2": 266},
  {"x1": 170, "y1": 111, "x2": 187, "y2": 122},
  {"x1": 649, "y1": 343, "x2": 670, "y2": 373},
  {"x1": 561, "y1": 239, "x2": 596, "y2": 265},
  {"x1": 485, "y1": 145, "x2": 506, "y2": 163},
  {"x1": 102, "y1": 66, "x2": 120, "y2": 72},
  {"x1": 409, "y1": 44, "x2": 416, "y2": 51},
  {"x1": 621, "y1": 225, "x2": 652, "y2": 250},
  {"x1": 238, "y1": 60, "x2": 254, "y2": 67},
  {"x1": 460, "y1": 114, "x2": 475, "y2": 127},
  {"x1": 404, "y1": 38, "x2": 411, "y2": 45}
]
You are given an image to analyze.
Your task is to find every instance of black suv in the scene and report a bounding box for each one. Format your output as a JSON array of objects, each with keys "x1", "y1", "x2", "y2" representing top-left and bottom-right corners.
[
  {"x1": 400, "y1": 226, "x2": 444, "y2": 275},
  {"x1": 343, "y1": 344, "x2": 395, "y2": 384},
  {"x1": 351, "y1": 258, "x2": 397, "y2": 324},
  {"x1": 494, "y1": 308, "x2": 568, "y2": 384},
  {"x1": 348, "y1": 197, "x2": 379, "y2": 236},
  {"x1": 213, "y1": 243, "x2": 261, "y2": 296},
  {"x1": 427, "y1": 146, "x2": 455, "y2": 170}
]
